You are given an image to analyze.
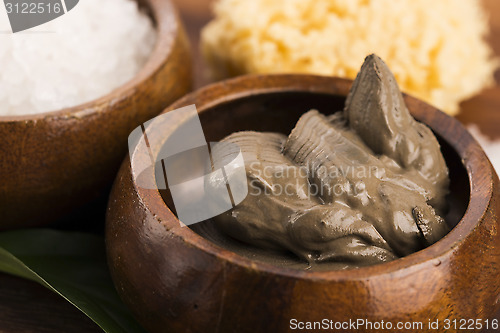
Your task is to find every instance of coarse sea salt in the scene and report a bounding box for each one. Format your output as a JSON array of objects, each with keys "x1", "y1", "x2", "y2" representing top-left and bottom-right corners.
[
  {"x1": 468, "y1": 124, "x2": 500, "y2": 174},
  {"x1": 0, "y1": 0, "x2": 156, "y2": 116}
]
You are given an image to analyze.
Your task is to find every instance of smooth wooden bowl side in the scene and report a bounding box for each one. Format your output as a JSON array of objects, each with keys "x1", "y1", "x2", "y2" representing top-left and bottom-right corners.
[
  {"x1": 106, "y1": 75, "x2": 500, "y2": 333},
  {"x1": 0, "y1": 0, "x2": 192, "y2": 229}
]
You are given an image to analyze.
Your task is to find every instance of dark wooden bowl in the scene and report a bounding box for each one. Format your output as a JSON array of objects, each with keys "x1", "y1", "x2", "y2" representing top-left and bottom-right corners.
[
  {"x1": 106, "y1": 74, "x2": 500, "y2": 333},
  {"x1": 0, "y1": 0, "x2": 192, "y2": 230}
]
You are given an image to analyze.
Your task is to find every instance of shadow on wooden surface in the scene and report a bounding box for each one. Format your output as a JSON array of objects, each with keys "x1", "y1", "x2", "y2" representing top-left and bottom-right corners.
[{"x1": 0, "y1": 0, "x2": 498, "y2": 331}]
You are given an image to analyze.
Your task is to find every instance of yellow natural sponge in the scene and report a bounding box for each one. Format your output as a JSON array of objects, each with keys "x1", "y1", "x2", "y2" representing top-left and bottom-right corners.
[{"x1": 201, "y1": 0, "x2": 498, "y2": 115}]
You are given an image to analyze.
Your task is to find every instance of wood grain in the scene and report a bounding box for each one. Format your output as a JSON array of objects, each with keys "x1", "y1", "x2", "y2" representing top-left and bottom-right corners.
[
  {"x1": 107, "y1": 74, "x2": 500, "y2": 333},
  {"x1": 173, "y1": 0, "x2": 500, "y2": 138},
  {"x1": 1, "y1": 0, "x2": 499, "y2": 332},
  {"x1": 0, "y1": 273, "x2": 101, "y2": 333},
  {"x1": 457, "y1": 0, "x2": 500, "y2": 138},
  {"x1": 0, "y1": 0, "x2": 192, "y2": 229}
]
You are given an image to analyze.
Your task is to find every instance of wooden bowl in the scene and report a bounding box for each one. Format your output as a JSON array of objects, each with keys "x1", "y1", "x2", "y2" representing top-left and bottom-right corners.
[
  {"x1": 106, "y1": 75, "x2": 500, "y2": 333},
  {"x1": 0, "y1": 0, "x2": 192, "y2": 229}
]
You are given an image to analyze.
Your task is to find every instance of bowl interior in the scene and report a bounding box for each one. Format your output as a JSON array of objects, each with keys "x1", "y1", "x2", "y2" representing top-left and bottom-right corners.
[
  {"x1": 0, "y1": 0, "x2": 165, "y2": 121},
  {"x1": 158, "y1": 91, "x2": 469, "y2": 270}
]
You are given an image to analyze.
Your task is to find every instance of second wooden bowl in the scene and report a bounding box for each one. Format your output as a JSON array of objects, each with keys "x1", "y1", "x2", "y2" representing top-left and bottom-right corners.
[
  {"x1": 106, "y1": 74, "x2": 500, "y2": 333},
  {"x1": 0, "y1": 0, "x2": 192, "y2": 229}
]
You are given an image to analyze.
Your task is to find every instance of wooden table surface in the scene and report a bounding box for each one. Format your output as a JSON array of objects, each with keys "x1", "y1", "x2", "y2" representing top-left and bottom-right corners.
[{"x1": 0, "y1": 0, "x2": 499, "y2": 332}]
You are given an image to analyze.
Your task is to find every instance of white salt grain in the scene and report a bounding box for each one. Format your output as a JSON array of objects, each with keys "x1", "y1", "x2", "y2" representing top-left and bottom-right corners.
[
  {"x1": 0, "y1": 0, "x2": 156, "y2": 116},
  {"x1": 468, "y1": 124, "x2": 500, "y2": 174}
]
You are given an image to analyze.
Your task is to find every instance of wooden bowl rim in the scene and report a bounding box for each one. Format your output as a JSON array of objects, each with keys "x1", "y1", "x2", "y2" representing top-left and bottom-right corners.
[
  {"x1": 130, "y1": 74, "x2": 496, "y2": 281},
  {"x1": 0, "y1": 0, "x2": 179, "y2": 123}
]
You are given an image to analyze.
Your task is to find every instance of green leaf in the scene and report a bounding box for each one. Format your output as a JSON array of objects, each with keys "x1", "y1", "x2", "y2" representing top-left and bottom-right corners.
[{"x1": 0, "y1": 229, "x2": 147, "y2": 333}]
